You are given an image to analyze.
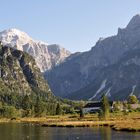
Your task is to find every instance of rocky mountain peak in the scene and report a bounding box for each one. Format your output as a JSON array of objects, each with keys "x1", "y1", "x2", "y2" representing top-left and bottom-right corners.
[
  {"x1": 0, "y1": 28, "x2": 71, "y2": 72},
  {"x1": 47, "y1": 44, "x2": 70, "y2": 55},
  {"x1": 0, "y1": 28, "x2": 32, "y2": 48},
  {"x1": 2, "y1": 28, "x2": 31, "y2": 38},
  {"x1": 45, "y1": 14, "x2": 140, "y2": 100},
  {"x1": 127, "y1": 14, "x2": 140, "y2": 29}
]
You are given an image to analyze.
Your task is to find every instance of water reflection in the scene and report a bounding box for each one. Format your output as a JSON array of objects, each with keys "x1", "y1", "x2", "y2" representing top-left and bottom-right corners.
[
  {"x1": 100, "y1": 126, "x2": 111, "y2": 140},
  {"x1": 0, "y1": 123, "x2": 140, "y2": 140}
]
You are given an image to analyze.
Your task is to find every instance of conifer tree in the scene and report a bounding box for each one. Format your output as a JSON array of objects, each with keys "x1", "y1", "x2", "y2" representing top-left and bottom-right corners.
[
  {"x1": 22, "y1": 95, "x2": 31, "y2": 110},
  {"x1": 101, "y1": 95, "x2": 110, "y2": 120},
  {"x1": 22, "y1": 95, "x2": 32, "y2": 117},
  {"x1": 34, "y1": 96, "x2": 45, "y2": 117},
  {"x1": 56, "y1": 103, "x2": 62, "y2": 115}
]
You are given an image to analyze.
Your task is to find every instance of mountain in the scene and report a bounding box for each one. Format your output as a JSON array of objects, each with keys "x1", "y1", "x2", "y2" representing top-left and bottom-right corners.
[
  {"x1": 0, "y1": 43, "x2": 52, "y2": 99},
  {"x1": 0, "y1": 28, "x2": 71, "y2": 72},
  {"x1": 45, "y1": 14, "x2": 140, "y2": 100}
]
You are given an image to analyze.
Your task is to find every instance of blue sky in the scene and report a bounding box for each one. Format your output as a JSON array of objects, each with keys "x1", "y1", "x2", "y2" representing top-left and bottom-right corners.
[{"x1": 0, "y1": 0, "x2": 140, "y2": 52}]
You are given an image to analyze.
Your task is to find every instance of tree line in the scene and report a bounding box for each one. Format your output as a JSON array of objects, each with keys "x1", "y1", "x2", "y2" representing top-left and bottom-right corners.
[{"x1": 0, "y1": 94, "x2": 63, "y2": 118}]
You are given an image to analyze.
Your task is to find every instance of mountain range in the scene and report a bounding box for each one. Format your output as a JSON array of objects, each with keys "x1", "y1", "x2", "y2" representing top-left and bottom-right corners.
[
  {"x1": 1, "y1": 14, "x2": 140, "y2": 101},
  {"x1": 44, "y1": 14, "x2": 140, "y2": 100},
  {"x1": 0, "y1": 43, "x2": 52, "y2": 99},
  {"x1": 0, "y1": 28, "x2": 71, "y2": 72}
]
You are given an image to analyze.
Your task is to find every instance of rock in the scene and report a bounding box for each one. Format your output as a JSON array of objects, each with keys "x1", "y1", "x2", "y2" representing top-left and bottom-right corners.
[
  {"x1": 45, "y1": 14, "x2": 140, "y2": 100},
  {"x1": 0, "y1": 44, "x2": 52, "y2": 98},
  {"x1": 0, "y1": 28, "x2": 71, "y2": 72}
]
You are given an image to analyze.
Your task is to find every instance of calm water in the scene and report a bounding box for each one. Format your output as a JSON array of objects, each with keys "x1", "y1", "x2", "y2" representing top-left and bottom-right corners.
[{"x1": 0, "y1": 123, "x2": 140, "y2": 140}]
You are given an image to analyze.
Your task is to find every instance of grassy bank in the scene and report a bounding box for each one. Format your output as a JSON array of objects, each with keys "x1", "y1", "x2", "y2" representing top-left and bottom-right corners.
[
  {"x1": 0, "y1": 112, "x2": 140, "y2": 132},
  {"x1": 41, "y1": 112, "x2": 140, "y2": 132},
  {"x1": 111, "y1": 120, "x2": 140, "y2": 132},
  {"x1": 42, "y1": 120, "x2": 116, "y2": 127}
]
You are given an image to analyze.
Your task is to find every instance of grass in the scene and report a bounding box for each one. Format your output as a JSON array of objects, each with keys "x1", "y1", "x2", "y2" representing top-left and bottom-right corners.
[
  {"x1": 41, "y1": 112, "x2": 140, "y2": 132},
  {"x1": 42, "y1": 120, "x2": 115, "y2": 127},
  {"x1": 0, "y1": 112, "x2": 140, "y2": 132},
  {"x1": 111, "y1": 120, "x2": 140, "y2": 132}
]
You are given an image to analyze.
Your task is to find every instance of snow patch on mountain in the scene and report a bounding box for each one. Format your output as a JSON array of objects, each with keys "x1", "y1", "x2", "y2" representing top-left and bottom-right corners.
[
  {"x1": 105, "y1": 87, "x2": 111, "y2": 97},
  {"x1": 130, "y1": 85, "x2": 136, "y2": 96},
  {"x1": 89, "y1": 79, "x2": 107, "y2": 100}
]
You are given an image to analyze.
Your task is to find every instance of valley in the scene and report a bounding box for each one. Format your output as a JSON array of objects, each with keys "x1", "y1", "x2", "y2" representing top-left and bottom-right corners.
[{"x1": 0, "y1": 13, "x2": 140, "y2": 136}]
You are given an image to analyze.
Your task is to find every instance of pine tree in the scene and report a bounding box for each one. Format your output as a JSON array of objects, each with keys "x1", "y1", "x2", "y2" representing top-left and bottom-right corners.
[
  {"x1": 56, "y1": 103, "x2": 62, "y2": 115},
  {"x1": 22, "y1": 95, "x2": 31, "y2": 110},
  {"x1": 34, "y1": 96, "x2": 45, "y2": 117},
  {"x1": 22, "y1": 95, "x2": 32, "y2": 117},
  {"x1": 101, "y1": 95, "x2": 110, "y2": 120},
  {"x1": 79, "y1": 108, "x2": 84, "y2": 118}
]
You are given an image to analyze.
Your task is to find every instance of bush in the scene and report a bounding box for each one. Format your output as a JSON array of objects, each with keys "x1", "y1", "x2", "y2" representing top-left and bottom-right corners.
[
  {"x1": 128, "y1": 95, "x2": 139, "y2": 104},
  {"x1": 3, "y1": 105, "x2": 18, "y2": 118}
]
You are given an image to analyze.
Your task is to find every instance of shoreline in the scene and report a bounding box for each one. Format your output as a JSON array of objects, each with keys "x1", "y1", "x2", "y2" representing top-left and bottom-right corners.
[
  {"x1": 41, "y1": 120, "x2": 116, "y2": 127},
  {"x1": 41, "y1": 120, "x2": 140, "y2": 132},
  {"x1": 0, "y1": 114, "x2": 140, "y2": 132}
]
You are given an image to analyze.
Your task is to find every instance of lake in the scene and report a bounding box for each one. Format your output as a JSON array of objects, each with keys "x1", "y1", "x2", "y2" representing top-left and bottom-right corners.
[{"x1": 0, "y1": 123, "x2": 140, "y2": 140}]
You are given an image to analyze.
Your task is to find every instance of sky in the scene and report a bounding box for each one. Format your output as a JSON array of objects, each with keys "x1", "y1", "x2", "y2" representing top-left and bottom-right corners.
[{"x1": 0, "y1": 0, "x2": 140, "y2": 52}]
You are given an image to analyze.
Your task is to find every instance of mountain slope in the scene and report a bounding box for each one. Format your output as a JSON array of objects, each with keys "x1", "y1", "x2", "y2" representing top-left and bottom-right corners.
[
  {"x1": 0, "y1": 28, "x2": 71, "y2": 72},
  {"x1": 0, "y1": 43, "x2": 52, "y2": 98},
  {"x1": 45, "y1": 14, "x2": 140, "y2": 100},
  {"x1": 67, "y1": 48, "x2": 140, "y2": 100}
]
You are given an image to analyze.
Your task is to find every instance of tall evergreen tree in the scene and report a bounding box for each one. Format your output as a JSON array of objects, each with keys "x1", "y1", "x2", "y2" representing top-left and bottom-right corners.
[
  {"x1": 22, "y1": 95, "x2": 31, "y2": 110},
  {"x1": 101, "y1": 95, "x2": 110, "y2": 120},
  {"x1": 56, "y1": 103, "x2": 62, "y2": 115},
  {"x1": 22, "y1": 95, "x2": 32, "y2": 117},
  {"x1": 34, "y1": 96, "x2": 45, "y2": 117}
]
